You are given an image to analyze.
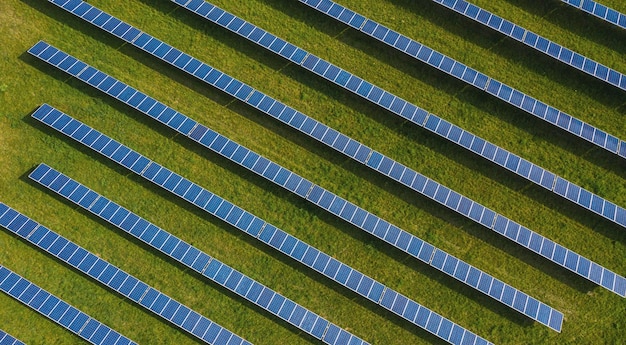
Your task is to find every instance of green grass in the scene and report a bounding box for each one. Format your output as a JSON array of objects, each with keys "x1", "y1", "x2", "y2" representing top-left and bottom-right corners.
[{"x1": 1, "y1": 0, "x2": 625, "y2": 344}]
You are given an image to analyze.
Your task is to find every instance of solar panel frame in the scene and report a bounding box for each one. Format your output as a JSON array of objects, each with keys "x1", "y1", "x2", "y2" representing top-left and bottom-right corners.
[
  {"x1": 160, "y1": 1, "x2": 626, "y2": 230},
  {"x1": 105, "y1": 0, "x2": 604, "y2": 258},
  {"x1": 27, "y1": 39, "x2": 565, "y2": 336},
  {"x1": 561, "y1": 0, "x2": 626, "y2": 30},
  {"x1": 299, "y1": 0, "x2": 626, "y2": 160},
  {"x1": 35, "y1": 0, "x2": 624, "y2": 326},
  {"x1": 0, "y1": 262, "x2": 138, "y2": 345},
  {"x1": 439, "y1": 0, "x2": 626, "y2": 87},
  {"x1": 73, "y1": 0, "x2": 620, "y2": 288},
  {"x1": 0, "y1": 202, "x2": 252, "y2": 345},
  {"x1": 29, "y1": 101, "x2": 492, "y2": 345}
]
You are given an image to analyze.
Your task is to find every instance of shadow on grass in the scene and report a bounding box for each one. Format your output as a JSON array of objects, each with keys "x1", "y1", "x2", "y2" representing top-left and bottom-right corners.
[
  {"x1": 151, "y1": 0, "x2": 626, "y2": 184},
  {"x1": 270, "y1": 59, "x2": 626, "y2": 241},
  {"x1": 260, "y1": 0, "x2": 626, "y2": 182},
  {"x1": 21, "y1": 0, "x2": 618, "y2": 329},
  {"x1": 264, "y1": 0, "x2": 626, "y2": 171},
  {"x1": 117, "y1": 172, "x2": 461, "y2": 345},
  {"x1": 385, "y1": 0, "x2": 626, "y2": 106},
  {"x1": 505, "y1": 0, "x2": 626, "y2": 55},
  {"x1": 24, "y1": 0, "x2": 626, "y2": 194},
  {"x1": 1, "y1": 236, "x2": 189, "y2": 344},
  {"x1": 21, "y1": 42, "x2": 617, "y2": 322},
  {"x1": 22, "y1": 109, "x2": 456, "y2": 344},
  {"x1": 16, "y1": 158, "x2": 338, "y2": 345},
  {"x1": 10, "y1": 174, "x2": 255, "y2": 345},
  {"x1": 26, "y1": 0, "x2": 615, "y2": 286},
  {"x1": 19, "y1": 0, "x2": 246, "y2": 110},
  {"x1": 24, "y1": 93, "x2": 588, "y2": 332},
  {"x1": 330, "y1": 154, "x2": 607, "y2": 295},
  {"x1": 20, "y1": 0, "x2": 125, "y2": 52},
  {"x1": 147, "y1": 0, "x2": 625, "y2": 199},
  {"x1": 98, "y1": 0, "x2": 626, "y2": 201}
]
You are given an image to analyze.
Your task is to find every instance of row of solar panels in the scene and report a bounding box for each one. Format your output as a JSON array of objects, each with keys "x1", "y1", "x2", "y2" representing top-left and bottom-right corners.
[
  {"x1": 0, "y1": 263, "x2": 138, "y2": 345},
  {"x1": 171, "y1": 0, "x2": 626, "y2": 229},
  {"x1": 28, "y1": 163, "x2": 366, "y2": 345},
  {"x1": 22, "y1": 0, "x2": 624, "y2": 342},
  {"x1": 26, "y1": 38, "x2": 565, "y2": 332},
  {"x1": 300, "y1": 54, "x2": 626, "y2": 227},
  {"x1": 0, "y1": 264, "x2": 130, "y2": 345},
  {"x1": 561, "y1": 0, "x2": 626, "y2": 29},
  {"x1": 30, "y1": 102, "x2": 492, "y2": 345},
  {"x1": 39, "y1": 0, "x2": 626, "y2": 299},
  {"x1": 0, "y1": 204, "x2": 253, "y2": 345},
  {"x1": 52, "y1": 0, "x2": 626, "y2": 232},
  {"x1": 296, "y1": 0, "x2": 626, "y2": 159},
  {"x1": 430, "y1": 0, "x2": 626, "y2": 90},
  {"x1": 0, "y1": 329, "x2": 26, "y2": 345}
]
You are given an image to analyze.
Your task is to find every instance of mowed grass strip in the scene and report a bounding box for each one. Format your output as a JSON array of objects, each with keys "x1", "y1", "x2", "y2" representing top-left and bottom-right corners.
[{"x1": 1, "y1": 0, "x2": 624, "y2": 344}]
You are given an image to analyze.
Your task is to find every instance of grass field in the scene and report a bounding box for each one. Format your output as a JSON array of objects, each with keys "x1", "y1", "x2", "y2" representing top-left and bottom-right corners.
[{"x1": 1, "y1": 0, "x2": 625, "y2": 344}]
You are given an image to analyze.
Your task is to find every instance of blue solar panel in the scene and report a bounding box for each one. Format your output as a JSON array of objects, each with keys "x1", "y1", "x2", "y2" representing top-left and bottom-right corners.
[
  {"x1": 434, "y1": 0, "x2": 626, "y2": 90},
  {"x1": 154, "y1": 1, "x2": 626, "y2": 230},
  {"x1": 292, "y1": 0, "x2": 626, "y2": 215},
  {"x1": 0, "y1": 263, "x2": 138, "y2": 345},
  {"x1": 561, "y1": 0, "x2": 626, "y2": 30},
  {"x1": 30, "y1": 102, "x2": 491, "y2": 345},
  {"x1": 26, "y1": 42, "x2": 557, "y2": 336},
  {"x1": 0, "y1": 203, "x2": 252, "y2": 345},
  {"x1": 67, "y1": 4, "x2": 620, "y2": 294},
  {"x1": 35, "y1": 0, "x2": 624, "y2": 322},
  {"x1": 297, "y1": 0, "x2": 626, "y2": 160},
  {"x1": 0, "y1": 329, "x2": 25, "y2": 345}
]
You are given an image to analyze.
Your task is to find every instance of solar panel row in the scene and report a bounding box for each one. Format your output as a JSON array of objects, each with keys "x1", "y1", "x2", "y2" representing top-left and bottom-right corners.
[
  {"x1": 31, "y1": 1, "x2": 626, "y2": 299},
  {"x1": 26, "y1": 41, "x2": 563, "y2": 331},
  {"x1": 297, "y1": 0, "x2": 626, "y2": 160},
  {"x1": 30, "y1": 104, "x2": 493, "y2": 345},
  {"x1": 0, "y1": 260, "x2": 138, "y2": 345},
  {"x1": 0, "y1": 204, "x2": 252, "y2": 345},
  {"x1": 106, "y1": 2, "x2": 626, "y2": 299},
  {"x1": 29, "y1": 163, "x2": 370, "y2": 345},
  {"x1": 0, "y1": 329, "x2": 26, "y2": 345},
  {"x1": 430, "y1": 0, "x2": 626, "y2": 89},
  {"x1": 171, "y1": 0, "x2": 626, "y2": 230},
  {"x1": 561, "y1": 0, "x2": 626, "y2": 29}
]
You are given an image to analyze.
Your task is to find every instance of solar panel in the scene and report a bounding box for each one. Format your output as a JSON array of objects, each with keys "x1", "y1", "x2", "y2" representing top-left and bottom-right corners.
[
  {"x1": 0, "y1": 203, "x2": 252, "y2": 345},
  {"x1": 26, "y1": 42, "x2": 563, "y2": 331},
  {"x1": 167, "y1": 0, "x2": 626, "y2": 229},
  {"x1": 0, "y1": 329, "x2": 26, "y2": 345},
  {"x1": 28, "y1": 16, "x2": 626, "y2": 298},
  {"x1": 430, "y1": 0, "x2": 626, "y2": 88},
  {"x1": 30, "y1": 105, "x2": 493, "y2": 345},
  {"x1": 115, "y1": 1, "x2": 626, "y2": 295},
  {"x1": 297, "y1": 0, "x2": 626, "y2": 159},
  {"x1": 29, "y1": 164, "x2": 370, "y2": 345},
  {"x1": 561, "y1": 0, "x2": 626, "y2": 30},
  {"x1": 0, "y1": 262, "x2": 138, "y2": 345}
]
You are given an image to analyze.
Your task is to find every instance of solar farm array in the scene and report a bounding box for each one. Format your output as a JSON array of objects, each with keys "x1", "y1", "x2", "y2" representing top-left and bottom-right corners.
[{"x1": 1, "y1": 0, "x2": 625, "y2": 344}]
